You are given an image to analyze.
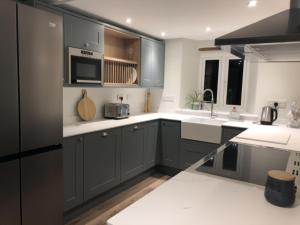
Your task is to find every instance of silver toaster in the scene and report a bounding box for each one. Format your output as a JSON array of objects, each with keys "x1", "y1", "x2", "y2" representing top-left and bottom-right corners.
[{"x1": 104, "y1": 103, "x2": 130, "y2": 119}]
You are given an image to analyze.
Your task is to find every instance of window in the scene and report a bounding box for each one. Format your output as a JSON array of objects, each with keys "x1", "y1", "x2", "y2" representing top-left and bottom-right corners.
[
  {"x1": 200, "y1": 55, "x2": 246, "y2": 109},
  {"x1": 203, "y1": 60, "x2": 219, "y2": 103},
  {"x1": 226, "y1": 59, "x2": 244, "y2": 105}
]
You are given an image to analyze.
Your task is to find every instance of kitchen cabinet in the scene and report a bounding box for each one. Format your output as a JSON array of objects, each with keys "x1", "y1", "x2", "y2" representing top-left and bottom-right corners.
[
  {"x1": 0, "y1": 0, "x2": 19, "y2": 157},
  {"x1": 143, "y1": 121, "x2": 159, "y2": 169},
  {"x1": 221, "y1": 126, "x2": 246, "y2": 143},
  {"x1": 121, "y1": 124, "x2": 145, "y2": 182},
  {"x1": 64, "y1": 14, "x2": 104, "y2": 52},
  {"x1": 141, "y1": 38, "x2": 165, "y2": 87},
  {"x1": 84, "y1": 128, "x2": 121, "y2": 201},
  {"x1": 0, "y1": 160, "x2": 20, "y2": 225},
  {"x1": 180, "y1": 139, "x2": 219, "y2": 170},
  {"x1": 160, "y1": 120, "x2": 181, "y2": 169},
  {"x1": 63, "y1": 136, "x2": 84, "y2": 211}
]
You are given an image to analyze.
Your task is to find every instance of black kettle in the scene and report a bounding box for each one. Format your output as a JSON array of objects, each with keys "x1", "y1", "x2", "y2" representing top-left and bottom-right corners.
[{"x1": 260, "y1": 106, "x2": 278, "y2": 125}]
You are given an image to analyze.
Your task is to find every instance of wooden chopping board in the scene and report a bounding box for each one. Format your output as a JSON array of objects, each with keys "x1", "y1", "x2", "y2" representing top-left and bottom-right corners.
[{"x1": 77, "y1": 89, "x2": 96, "y2": 121}]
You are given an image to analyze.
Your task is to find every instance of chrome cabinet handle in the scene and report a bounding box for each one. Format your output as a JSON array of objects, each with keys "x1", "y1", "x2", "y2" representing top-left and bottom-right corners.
[
  {"x1": 133, "y1": 125, "x2": 138, "y2": 130},
  {"x1": 102, "y1": 132, "x2": 108, "y2": 137}
]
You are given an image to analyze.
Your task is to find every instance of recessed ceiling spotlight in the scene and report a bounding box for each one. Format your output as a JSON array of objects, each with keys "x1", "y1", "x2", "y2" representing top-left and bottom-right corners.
[
  {"x1": 205, "y1": 27, "x2": 211, "y2": 32},
  {"x1": 248, "y1": 0, "x2": 257, "y2": 8},
  {"x1": 126, "y1": 18, "x2": 132, "y2": 24},
  {"x1": 161, "y1": 32, "x2": 166, "y2": 37}
]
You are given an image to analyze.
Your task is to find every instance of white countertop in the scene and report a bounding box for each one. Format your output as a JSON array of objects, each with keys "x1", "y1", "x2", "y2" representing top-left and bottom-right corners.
[
  {"x1": 64, "y1": 112, "x2": 300, "y2": 152},
  {"x1": 107, "y1": 166, "x2": 300, "y2": 225},
  {"x1": 63, "y1": 113, "x2": 253, "y2": 138},
  {"x1": 232, "y1": 124, "x2": 300, "y2": 152}
]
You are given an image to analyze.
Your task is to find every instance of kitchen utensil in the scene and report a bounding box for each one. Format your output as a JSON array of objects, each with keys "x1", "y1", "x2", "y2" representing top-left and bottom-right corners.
[
  {"x1": 265, "y1": 170, "x2": 296, "y2": 207},
  {"x1": 260, "y1": 106, "x2": 278, "y2": 125},
  {"x1": 77, "y1": 89, "x2": 96, "y2": 121}
]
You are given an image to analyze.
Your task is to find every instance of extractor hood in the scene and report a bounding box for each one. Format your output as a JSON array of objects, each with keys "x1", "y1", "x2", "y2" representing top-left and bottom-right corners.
[{"x1": 215, "y1": 0, "x2": 300, "y2": 62}]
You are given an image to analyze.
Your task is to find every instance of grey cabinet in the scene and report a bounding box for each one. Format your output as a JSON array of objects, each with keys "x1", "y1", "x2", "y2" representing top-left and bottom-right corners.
[
  {"x1": 84, "y1": 129, "x2": 121, "y2": 201},
  {"x1": 63, "y1": 136, "x2": 84, "y2": 211},
  {"x1": 0, "y1": 0, "x2": 19, "y2": 157},
  {"x1": 0, "y1": 160, "x2": 20, "y2": 225},
  {"x1": 141, "y1": 38, "x2": 165, "y2": 87},
  {"x1": 160, "y1": 120, "x2": 181, "y2": 169},
  {"x1": 121, "y1": 124, "x2": 145, "y2": 182},
  {"x1": 222, "y1": 126, "x2": 246, "y2": 143},
  {"x1": 64, "y1": 14, "x2": 104, "y2": 52},
  {"x1": 143, "y1": 121, "x2": 159, "y2": 169},
  {"x1": 180, "y1": 139, "x2": 219, "y2": 170}
]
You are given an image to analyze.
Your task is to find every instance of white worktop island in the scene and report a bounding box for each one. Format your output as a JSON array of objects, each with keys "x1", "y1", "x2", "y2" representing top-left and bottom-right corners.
[{"x1": 107, "y1": 162, "x2": 300, "y2": 225}]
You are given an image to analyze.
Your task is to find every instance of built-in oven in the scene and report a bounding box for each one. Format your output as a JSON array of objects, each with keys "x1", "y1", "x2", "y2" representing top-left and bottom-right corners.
[{"x1": 68, "y1": 47, "x2": 103, "y2": 84}]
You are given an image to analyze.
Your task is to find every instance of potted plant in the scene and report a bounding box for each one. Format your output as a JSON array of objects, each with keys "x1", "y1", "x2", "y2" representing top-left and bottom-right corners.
[{"x1": 186, "y1": 91, "x2": 203, "y2": 110}]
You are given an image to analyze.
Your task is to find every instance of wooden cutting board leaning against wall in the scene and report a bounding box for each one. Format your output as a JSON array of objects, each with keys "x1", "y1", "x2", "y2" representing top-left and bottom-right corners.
[{"x1": 77, "y1": 89, "x2": 96, "y2": 121}]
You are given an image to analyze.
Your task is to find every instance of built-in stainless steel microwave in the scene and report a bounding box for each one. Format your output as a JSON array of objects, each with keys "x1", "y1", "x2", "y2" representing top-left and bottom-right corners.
[{"x1": 68, "y1": 47, "x2": 103, "y2": 84}]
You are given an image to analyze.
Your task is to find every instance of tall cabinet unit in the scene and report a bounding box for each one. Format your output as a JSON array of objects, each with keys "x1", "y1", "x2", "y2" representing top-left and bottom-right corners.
[
  {"x1": 0, "y1": 2, "x2": 64, "y2": 225},
  {"x1": 141, "y1": 38, "x2": 165, "y2": 87}
]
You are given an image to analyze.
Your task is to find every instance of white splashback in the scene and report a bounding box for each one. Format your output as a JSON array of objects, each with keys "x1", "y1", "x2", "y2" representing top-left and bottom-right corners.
[{"x1": 63, "y1": 87, "x2": 163, "y2": 125}]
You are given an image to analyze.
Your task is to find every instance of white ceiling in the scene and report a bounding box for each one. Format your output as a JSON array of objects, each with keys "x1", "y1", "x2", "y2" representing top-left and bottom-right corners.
[{"x1": 64, "y1": 0, "x2": 290, "y2": 40}]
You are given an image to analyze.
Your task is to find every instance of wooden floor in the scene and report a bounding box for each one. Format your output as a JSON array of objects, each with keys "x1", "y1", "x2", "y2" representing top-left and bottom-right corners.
[{"x1": 67, "y1": 174, "x2": 170, "y2": 225}]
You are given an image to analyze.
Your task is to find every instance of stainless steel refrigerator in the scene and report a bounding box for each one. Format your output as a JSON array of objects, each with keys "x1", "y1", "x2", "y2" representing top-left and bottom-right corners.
[{"x1": 0, "y1": 1, "x2": 63, "y2": 225}]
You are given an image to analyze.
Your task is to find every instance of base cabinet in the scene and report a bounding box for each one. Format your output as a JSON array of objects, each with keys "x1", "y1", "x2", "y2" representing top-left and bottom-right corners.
[
  {"x1": 143, "y1": 121, "x2": 159, "y2": 169},
  {"x1": 180, "y1": 139, "x2": 219, "y2": 170},
  {"x1": 121, "y1": 124, "x2": 145, "y2": 182},
  {"x1": 160, "y1": 120, "x2": 181, "y2": 169},
  {"x1": 63, "y1": 136, "x2": 84, "y2": 211},
  {"x1": 84, "y1": 129, "x2": 121, "y2": 201}
]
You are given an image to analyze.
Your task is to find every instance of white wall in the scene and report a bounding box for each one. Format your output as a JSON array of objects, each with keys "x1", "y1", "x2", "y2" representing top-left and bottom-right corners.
[
  {"x1": 63, "y1": 87, "x2": 163, "y2": 125},
  {"x1": 158, "y1": 39, "x2": 214, "y2": 112},
  {"x1": 245, "y1": 62, "x2": 300, "y2": 119}
]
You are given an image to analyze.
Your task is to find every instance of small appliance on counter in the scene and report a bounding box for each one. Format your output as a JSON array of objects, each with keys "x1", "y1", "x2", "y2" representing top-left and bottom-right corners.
[
  {"x1": 265, "y1": 170, "x2": 296, "y2": 207},
  {"x1": 260, "y1": 104, "x2": 278, "y2": 125},
  {"x1": 104, "y1": 103, "x2": 130, "y2": 119}
]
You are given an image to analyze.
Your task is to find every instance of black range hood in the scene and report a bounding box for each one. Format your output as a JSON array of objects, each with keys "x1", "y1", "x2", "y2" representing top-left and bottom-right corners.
[{"x1": 215, "y1": 0, "x2": 300, "y2": 62}]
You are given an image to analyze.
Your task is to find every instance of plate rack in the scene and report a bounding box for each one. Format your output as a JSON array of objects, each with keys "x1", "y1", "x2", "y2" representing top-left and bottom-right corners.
[{"x1": 104, "y1": 57, "x2": 138, "y2": 85}]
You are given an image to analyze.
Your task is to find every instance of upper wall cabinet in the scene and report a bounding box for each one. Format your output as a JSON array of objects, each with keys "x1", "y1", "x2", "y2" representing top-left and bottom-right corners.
[
  {"x1": 141, "y1": 38, "x2": 165, "y2": 87},
  {"x1": 64, "y1": 14, "x2": 104, "y2": 52}
]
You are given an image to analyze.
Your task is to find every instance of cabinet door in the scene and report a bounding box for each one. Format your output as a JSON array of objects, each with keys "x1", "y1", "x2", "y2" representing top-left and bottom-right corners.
[
  {"x1": 63, "y1": 136, "x2": 84, "y2": 211},
  {"x1": 152, "y1": 40, "x2": 165, "y2": 87},
  {"x1": 84, "y1": 129, "x2": 121, "y2": 201},
  {"x1": 180, "y1": 139, "x2": 219, "y2": 170},
  {"x1": 121, "y1": 124, "x2": 145, "y2": 182},
  {"x1": 0, "y1": 160, "x2": 21, "y2": 225},
  {"x1": 144, "y1": 121, "x2": 159, "y2": 169},
  {"x1": 141, "y1": 38, "x2": 154, "y2": 87},
  {"x1": 64, "y1": 14, "x2": 104, "y2": 52},
  {"x1": 161, "y1": 120, "x2": 180, "y2": 169},
  {"x1": 0, "y1": 0, "x2": 19, "y2": 157},
  {"x1": 141, "y1": 38, "x2": 165, "y2": 87}
]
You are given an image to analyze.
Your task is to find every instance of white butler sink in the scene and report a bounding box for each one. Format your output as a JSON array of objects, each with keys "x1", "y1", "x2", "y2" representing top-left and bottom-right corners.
[{"x1": 181, "y1": 117, "x2": 227, "y2": 144}]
